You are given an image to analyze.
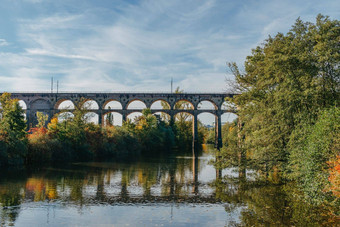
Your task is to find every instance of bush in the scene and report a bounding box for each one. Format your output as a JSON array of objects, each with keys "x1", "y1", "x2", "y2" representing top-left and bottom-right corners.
[{"x1": 288, "y1": 107, "x2": 340, "y2": 204}]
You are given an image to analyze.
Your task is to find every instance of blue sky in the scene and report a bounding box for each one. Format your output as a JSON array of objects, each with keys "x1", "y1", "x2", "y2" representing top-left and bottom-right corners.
[{"x1": 0, "y1": 0, "x2": 339, "y2": 92}]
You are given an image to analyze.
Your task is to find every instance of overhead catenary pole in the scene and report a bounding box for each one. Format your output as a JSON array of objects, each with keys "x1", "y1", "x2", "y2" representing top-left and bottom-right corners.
[
  {"x1": 51, "y1": 77, "x2": 53, "y2": 93},
  {"x1": 57, "y1": 80, "x2": 59, "y2": 94},
  {"x1": 171, "y1": 77, "x2": 173, "y2": 93}
]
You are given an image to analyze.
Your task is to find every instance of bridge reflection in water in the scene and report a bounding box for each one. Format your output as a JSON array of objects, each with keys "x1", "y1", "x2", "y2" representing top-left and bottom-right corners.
[
  {"x1": 0, "y1": 148, "x2": 336, "y2": 226},
  {"x1": 0, "y1": 150, "x2": 223, "y2": 206}
]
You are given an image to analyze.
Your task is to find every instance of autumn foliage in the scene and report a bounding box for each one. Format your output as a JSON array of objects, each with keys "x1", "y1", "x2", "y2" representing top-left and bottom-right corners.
[{"x1": 327, "y1": 156, "x2": 340, "y2": 198}]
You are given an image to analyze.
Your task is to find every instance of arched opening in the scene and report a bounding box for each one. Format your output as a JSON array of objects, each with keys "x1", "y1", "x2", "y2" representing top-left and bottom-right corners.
[
  {"x1": 221, "y1": 112, "x2": 238, "y2": 125},
  {"x1": 18, "y1": 100, "x2": 27, "y2": 120},
  {"x1": 18, "y1": 100, "x2": 27, "y2": 110},
  {"x1": 198, "y1": 112, "x2": 217, "y2": 145},
  {"x1": 103, "y1": 112, "x2": 123, "y2": 126},
  {"x1": 30, "y1": 99, "x2": 52, "y2": 126},
  {"x1": 104, "y1": 100, "x2": 122, "y2": 110},
  {"x1": 197, "y1": 112, "x2": 216, "y2": 127},
  {"x1": 221, "y1": 112, "x2": 238, "y2": 149},
  {"x1": 82, "y1": 100, "x2": 99, "y2": 110},
  {"x1": 174, "y1": 111, "x2": 193, "y2": 122},
  {"x1": 174, "y1": 100, "x2": 194, "y2": 110},
  {"x1": 57, "y1": 100, "x2": 75, "y2": 110},
  {"x1": 84, "y1": 112, "x2": 99, "y2": 124},
  {"x1": 153, "y1": 111, "x2": 171, "y2": 123},
  {"x1": 173, "y1": 111, "x2": 194, "y2": 150},
  {"x1": 30, "y1": 99, "x2": 51, "y2": 110},
  {"x1": 127, "y1": 100, "x2": 147, "y2": 110},
  {"x1": 58, "y1": 112, "x2": 74, "y2": 122},
  {"x1": 150, "y1": 100, "x2": 170, "y2": 110},
  {"x1": 127, "y1": 112, "x2": 143, "y2": 123},
  {"x1": 33, "y1": 111, "x2": 50, "y2": 127},
  {"x1": 221, "y1": 101, "x2": 236, "y2": 112},
  {"x1": 197, "y1": 100, "x2": 216, "y2": 110}
]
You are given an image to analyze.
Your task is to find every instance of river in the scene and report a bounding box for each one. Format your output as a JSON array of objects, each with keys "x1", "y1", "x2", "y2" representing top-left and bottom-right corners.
[{"x1": 0, "y1": 146, "x2": 338, "y2": 226}]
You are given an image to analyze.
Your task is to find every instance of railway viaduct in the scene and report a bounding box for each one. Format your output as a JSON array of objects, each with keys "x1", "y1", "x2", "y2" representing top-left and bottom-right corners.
[{"x1": 5, "y1": 92, "x2": 237, "y2": 150}]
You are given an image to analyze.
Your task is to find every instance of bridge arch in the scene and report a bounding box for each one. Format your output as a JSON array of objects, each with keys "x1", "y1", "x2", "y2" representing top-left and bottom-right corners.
[
  {"x1": 221, "y1": 112, "x2": 238, "y2": 124},
  {"x1": 18, "y1": 100, "x2": 27, "y2": 110},
  {"x1": 103, "y1": 100, "x2": 122, "y2": 110},
  {"x1": 221, "y1": 101, "x2": 237, "y2": 113},
  {"x1": 82, "y1": 99, "x2": 99, "y2": 110},
  {"x1": 174, "y1": 111, "x2": 193, "y2": 122},
  {"x1": 126, "y1": 99, "x2": 147, "y2": 110},
  {"x1": 103, "y1": 111, "x2": 123, "y2": 126},
  {"x1": 153, "y1": 111, "x2": 171, "y2": 123},
  {"x1": 150, "y1": 99, "x2": 170, "y2": 110},
  {"x1": 29, "y1": 98, "x2": 52, "y2": 110},
  {"x1": 174, "y1": 100, "x2": 194, "y2": 110},
  {"x1": 84, "y1": 112, "x2": 99, "y2": 124},
  {"x1": 57, "y1": 111, "x2": 74, "y2": 122},
  {"x1": 127, "y1": 111, "x2": 143, "y2": 122},
  {"x1": 18, "y1": 100, "x2": 27, "y2": 120},
  {"x1": 197, "y1": 100, "x2": 217, "y2": 110},
  {"x1": 28, "y1": 99, "x2": 53, "y2": 127},
  {"x1": 55, "y1": 99, "x2": 75, "y2": 110}
]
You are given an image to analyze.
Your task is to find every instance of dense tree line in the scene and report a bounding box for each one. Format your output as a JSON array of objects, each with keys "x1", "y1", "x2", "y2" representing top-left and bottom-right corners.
[
  {"x1": 0, "y1": 92, "x2": 207, "y2": 166},
  {"x1": 218, "y1": 15, "x2": 339, "y2": 205}
]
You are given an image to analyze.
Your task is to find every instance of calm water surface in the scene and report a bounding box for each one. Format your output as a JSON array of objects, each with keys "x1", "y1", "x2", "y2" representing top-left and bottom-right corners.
[{"x1": 0, "y1": 146, "x2": 338, "y2": 226}]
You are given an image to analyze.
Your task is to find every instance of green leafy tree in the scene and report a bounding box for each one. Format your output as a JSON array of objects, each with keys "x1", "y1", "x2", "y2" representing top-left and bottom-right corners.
[
  {"x1": 106, "y1": 107, "x2": 114, "y2": 126},
  {"x1": 0, "y1": 93, "x2": 27, "y2": 165},
  {"x1": 161, "y1": 87, "x2": 206, "y2": 151},
  {"x1": 36, "y1": 112, "x2": 49, "y2": 128},
  {"x1": 227, "y1": 15, "x2": 339, "y2": 174},
  {"x1": 287, "y1": 106, "x2": 340, "y2": 205},
  {"x1": 131, "y1": 108, "x2": 175, "y2": 153}
]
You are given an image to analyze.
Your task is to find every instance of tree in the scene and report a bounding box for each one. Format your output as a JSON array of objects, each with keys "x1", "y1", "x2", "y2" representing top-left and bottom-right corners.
[
  {"x1": 287, "y1": 106, "x2": 339, "y2": 205},
  {"x1": 161, "y1": 87, "x2": 207, "y2": 151},
  {"x1": 36, "y1": 112, "x2": 49, "y2": 128},
  {"x1": 0, "y1": 93, "x2": 26, "y2": 138},
  {"x1": 0, "y1": 93, "x2": 27, "y2": 165},
  {"x1": 106, "y1": 107, "x2": 114, "y2": 126},
  {"x1": 227, "y1": 15, "x2": 339, "y2": 174}
]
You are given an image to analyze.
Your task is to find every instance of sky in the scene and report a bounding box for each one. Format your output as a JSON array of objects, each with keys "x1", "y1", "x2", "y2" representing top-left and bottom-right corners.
[{"x1": 0, "y1": 0, "x2": 339, "y2": 93}]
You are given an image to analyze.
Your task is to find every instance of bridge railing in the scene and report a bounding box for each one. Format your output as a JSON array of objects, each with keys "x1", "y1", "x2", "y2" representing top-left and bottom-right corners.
[{"x1": 2, "y1": 91, "x2": 237, "y2": 95}]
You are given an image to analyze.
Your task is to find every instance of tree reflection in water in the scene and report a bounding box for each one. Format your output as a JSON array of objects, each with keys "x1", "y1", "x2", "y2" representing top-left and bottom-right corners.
[{"x1": 0, "y1": 148, "x2": 338, "y2": 226}]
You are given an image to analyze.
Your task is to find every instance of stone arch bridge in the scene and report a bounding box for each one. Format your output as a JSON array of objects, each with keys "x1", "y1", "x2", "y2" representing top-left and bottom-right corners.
[{"x1": 5, "y1": 92, "x2": 236, "y2": 150}]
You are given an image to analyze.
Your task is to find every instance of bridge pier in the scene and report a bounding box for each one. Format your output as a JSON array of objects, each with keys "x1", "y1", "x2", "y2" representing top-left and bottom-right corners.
[
  {"x1": 6, "y1": 93, "x2": 236, "y2": 150},
  {"x1": 98, "y1": 109, "x2": 103, "y2": 126},
  {"x1": 26, "y1": 109, "x2": 31, "y2": 129},
  {"x1": 122, "y1": 110, "x2": 127, "y2": 122},
  {"x1": 215, "y1": 112, "x2": 222, "y2": 150},
  {"x1": 192, "y1": 112, "x2": 199, "y2": 156},
  {"x1": 169, "y1": 110, "x2": 175, "y2": 127}
]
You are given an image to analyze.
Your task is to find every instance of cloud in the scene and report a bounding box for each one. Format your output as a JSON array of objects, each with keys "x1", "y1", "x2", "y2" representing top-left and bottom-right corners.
[
  {"x1": 0, "y1": 0, "x2": 339, "y2": 92},
  {"x1": 22, "y1": 0, "x2": 43, "y2": 3},
  {"x1": 0, "y1": 39, "x2": 9, "y2": 46}
]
